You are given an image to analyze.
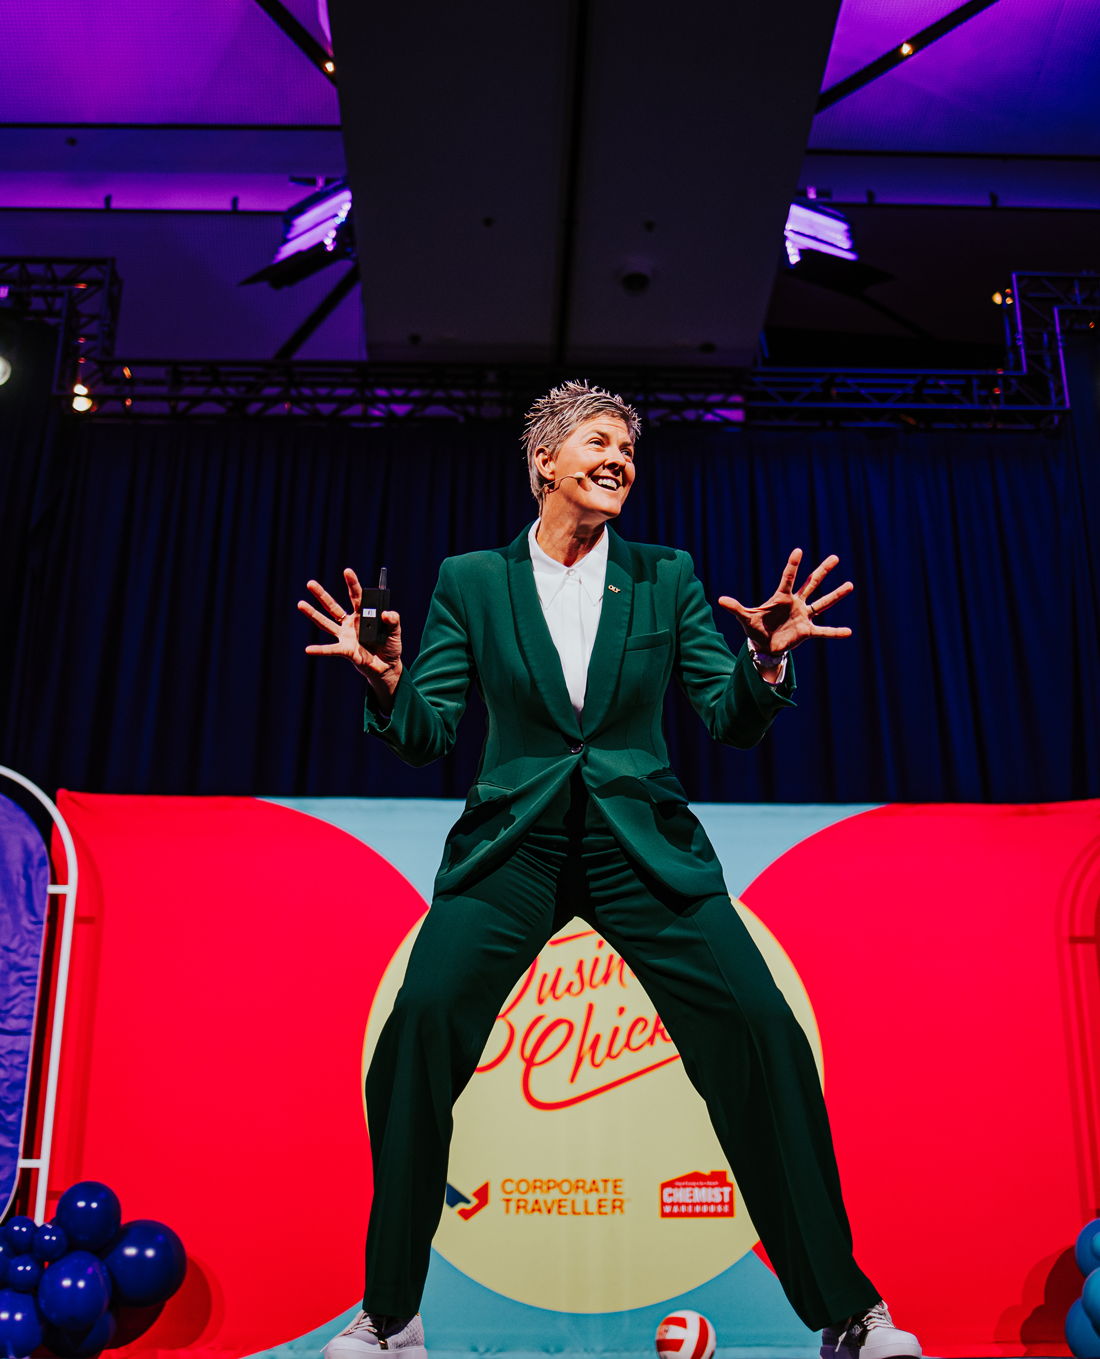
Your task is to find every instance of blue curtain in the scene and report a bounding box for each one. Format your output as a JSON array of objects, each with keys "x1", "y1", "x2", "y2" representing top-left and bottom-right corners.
[{"x1": 2, "y1": 338, "x2": 1098, "y2": 805}]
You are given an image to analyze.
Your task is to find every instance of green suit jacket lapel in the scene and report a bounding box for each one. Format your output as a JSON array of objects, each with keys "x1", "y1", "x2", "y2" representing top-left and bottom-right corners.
[
  {"x1": 581, "y1": 527, "x2": 633, "y2": 737},
  {"x1": 506, "y1": 526, "x2": 583, "y2": 740}
]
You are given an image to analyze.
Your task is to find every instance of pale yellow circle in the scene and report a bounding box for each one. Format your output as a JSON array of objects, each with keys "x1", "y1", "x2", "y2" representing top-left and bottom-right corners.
[{"x1": 362, "y1": 899, "x2": 822, "y2": 1313}]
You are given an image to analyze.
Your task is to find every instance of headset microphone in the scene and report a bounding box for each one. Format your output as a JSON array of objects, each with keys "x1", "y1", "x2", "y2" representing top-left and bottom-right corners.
[{"x1": 546, "y1": 472, "x2": 591, "y2": 493}]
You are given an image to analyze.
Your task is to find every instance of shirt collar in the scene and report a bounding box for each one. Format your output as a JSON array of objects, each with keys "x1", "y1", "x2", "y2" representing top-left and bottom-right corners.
[{"x1": 529, "y1": 521, "x2": 609, "y2": 606}]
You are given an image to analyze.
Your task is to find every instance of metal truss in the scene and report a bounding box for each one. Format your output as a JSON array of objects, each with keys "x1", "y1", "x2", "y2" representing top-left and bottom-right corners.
[
  {"x1": 72, "y1": 357, "x2": 1066, "y2": 429},
  {"x1": 739, "y1": 366, "x2": 1062, "y2": 428},
  {"x1": 1009, "y1": 271, "x2": 1100, "y2": 408},
  {"x1": 4, "y1": 255, "x2": 1097, "y2": 428},
  {"x1": 0, "y1": 257, "x2": 122, "y2": 392},
  {"x1": 74, "y1": 359, "x2": 754, "y2": 423}
]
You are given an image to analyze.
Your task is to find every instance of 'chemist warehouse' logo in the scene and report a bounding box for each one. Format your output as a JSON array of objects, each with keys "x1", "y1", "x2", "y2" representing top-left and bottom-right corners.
[
  {"x1": 475, "y1": 929, "x2": 680, "y2": 1108},
  {"x1": 660, "y1": 1170, "x2": 734, "y2": 1218}
]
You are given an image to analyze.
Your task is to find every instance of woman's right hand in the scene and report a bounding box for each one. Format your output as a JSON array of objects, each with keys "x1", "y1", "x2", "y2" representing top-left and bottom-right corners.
[{"x1": 298, "y1": 568, "x2": 403, "y2": 709}]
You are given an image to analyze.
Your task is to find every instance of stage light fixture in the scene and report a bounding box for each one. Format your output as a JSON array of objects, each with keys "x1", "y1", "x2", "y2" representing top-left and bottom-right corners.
[
  {"x1": 72, "y1": 382, "x2": 92, "y2": 412},
  {"x1": 900, "y1": 41, "x2": 914, "y2": 55},
  {"x1": 992, "y1": 292, "x2": 1002, "y2": 305},
  {"x1": 0, "y1": 355, "x2": 11, "y2": 386},
  {"x1": 784, "y1": 202, "x2": 857, "y2": 267},
  {"x1": 241, "y1": 179, "x2": 355, "y2": 289},
  {"x1": 323, "y1": 60, "x2": 334, "y2": 72}
]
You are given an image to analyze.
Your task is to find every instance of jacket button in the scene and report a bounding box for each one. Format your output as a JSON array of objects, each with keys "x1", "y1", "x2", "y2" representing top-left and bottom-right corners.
[{"x1": 569, "y1": 741, "x2": 584, "y2": 754}]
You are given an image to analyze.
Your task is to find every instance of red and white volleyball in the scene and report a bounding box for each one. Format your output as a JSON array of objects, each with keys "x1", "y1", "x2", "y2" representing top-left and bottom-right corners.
[{"x1": 655, "y1": 1311, "x2": 717, "y2": 1359}]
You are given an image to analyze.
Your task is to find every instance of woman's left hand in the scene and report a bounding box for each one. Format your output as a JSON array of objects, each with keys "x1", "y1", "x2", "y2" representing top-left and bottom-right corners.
[{"x1": 718, "y1": 548, "x2": 853, "y2": 653}]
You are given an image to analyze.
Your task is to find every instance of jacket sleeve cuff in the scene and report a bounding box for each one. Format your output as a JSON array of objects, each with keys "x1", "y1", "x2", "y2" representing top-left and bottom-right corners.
[
  {"x1": 363, "y1": 669, "x2": 416, "y2": 743},
  {"x1": 737, "y1": 641, "x2": 797, "y2": 712}
]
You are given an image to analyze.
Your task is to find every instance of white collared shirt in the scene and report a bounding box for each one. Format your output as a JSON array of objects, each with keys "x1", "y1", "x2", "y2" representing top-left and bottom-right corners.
[
  {"x1": 528, "y1": 520, "x2": 787, "y2": 712},
  {"x1": 528, "y1": 520, "x2": 608, "y2": 715}
]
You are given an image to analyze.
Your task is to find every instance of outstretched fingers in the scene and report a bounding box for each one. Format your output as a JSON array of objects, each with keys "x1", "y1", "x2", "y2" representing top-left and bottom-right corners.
[
  {"x1": 717, "y1": 595, "x2": 749, "y2": 620},
  {"x1": 343, "y1": 567, "x2": 363, "y2": 611},
  {"x1": 297, "y1": 598, "x2": 341, "y2": 636},
  {"x1": 796, "y1": 554, "x2": 840, "y2": 600},
  {"x1": 777, "y1": 548, "x2": 803, "y2": 595},
  {"x1": 806, "y1": 580, "x2": 854, "y2": 615},
  {"x1": 809, "y1": 624, "x2": 852, "y2": 638},
  {"x1": 306, "y1": 578, "x2": 349, "y2": 622}
]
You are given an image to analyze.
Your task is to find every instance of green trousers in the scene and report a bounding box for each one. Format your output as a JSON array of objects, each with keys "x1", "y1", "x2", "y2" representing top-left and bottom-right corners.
[{"x1": 363, "y1": 776, "x2": 879, "y2": 1329}]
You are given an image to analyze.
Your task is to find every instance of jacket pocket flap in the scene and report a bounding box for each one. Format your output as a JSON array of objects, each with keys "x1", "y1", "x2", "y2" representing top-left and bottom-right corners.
[{"x1": 625, "y1": 629, "x2": 671, "y2": 651}]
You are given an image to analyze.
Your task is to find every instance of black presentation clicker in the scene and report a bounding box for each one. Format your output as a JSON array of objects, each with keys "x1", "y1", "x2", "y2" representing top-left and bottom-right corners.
[{"x1": 358, "y1": 567, "x2": 390, "y2": 646}]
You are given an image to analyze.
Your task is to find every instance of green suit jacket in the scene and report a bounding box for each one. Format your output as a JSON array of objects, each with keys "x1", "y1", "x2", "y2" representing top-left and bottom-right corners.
[{"x1": 366, "y1": 525, "x2": 796, "y2": 899}]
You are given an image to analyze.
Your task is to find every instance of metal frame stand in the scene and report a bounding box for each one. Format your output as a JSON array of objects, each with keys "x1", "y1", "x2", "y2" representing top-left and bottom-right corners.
[{"x1": 0, "y1": 768, "x2": 79, "y2": 1224}]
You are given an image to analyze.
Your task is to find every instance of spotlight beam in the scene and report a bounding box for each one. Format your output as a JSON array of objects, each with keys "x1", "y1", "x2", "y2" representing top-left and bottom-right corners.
[
  {"x1": 273, "y1": 263, "x2": 360, "y2": 361},
  {"x1": 816, "y1": 0, "x2": 1002, "y2": 113},
  {"x1": 251, "y1": 0, "x2": 337, "y2": 85}
]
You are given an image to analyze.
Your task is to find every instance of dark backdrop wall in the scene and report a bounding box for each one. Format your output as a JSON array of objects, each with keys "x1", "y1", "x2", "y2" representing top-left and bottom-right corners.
[{"x1": 3, "y1": 336, "x2": 1099, "y2": 805}]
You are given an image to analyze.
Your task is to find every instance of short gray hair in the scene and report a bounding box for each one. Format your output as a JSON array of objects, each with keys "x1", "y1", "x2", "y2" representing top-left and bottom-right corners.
[{"x1": 522, "y1": 380, "x2": 641, "y2": 503}]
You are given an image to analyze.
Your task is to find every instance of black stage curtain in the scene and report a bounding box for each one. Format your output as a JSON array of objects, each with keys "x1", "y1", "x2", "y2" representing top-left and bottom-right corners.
[{"x1": 3, "y1": 345, "x2": 1099, "y2": 805}]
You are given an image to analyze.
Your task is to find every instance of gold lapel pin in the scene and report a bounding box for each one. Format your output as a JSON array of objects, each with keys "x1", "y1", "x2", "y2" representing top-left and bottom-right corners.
[{"x1": 608, "y1": 584, "x2": 621, "y2": 593}]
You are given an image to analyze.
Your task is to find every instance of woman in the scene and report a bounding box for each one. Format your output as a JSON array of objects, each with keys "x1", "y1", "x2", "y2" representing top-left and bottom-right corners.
[{"x1": 299, "y1": 381, "x2": 921, "y2": 1359}]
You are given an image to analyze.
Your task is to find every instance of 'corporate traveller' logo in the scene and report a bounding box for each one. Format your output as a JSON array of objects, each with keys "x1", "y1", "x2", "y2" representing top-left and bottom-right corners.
[
  {"x1": 500, "y1": 1176, "x2": 626, "y2": 1216},
  {"x1": 446, "y1": 1181, "x2": 489, "y2": 1220}
]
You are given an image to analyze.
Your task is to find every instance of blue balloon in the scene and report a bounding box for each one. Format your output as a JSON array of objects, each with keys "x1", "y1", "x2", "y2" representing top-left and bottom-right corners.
[
  {"x1": 1085, "y1": 1271, "x2": 1100, "y2": 1329},
  {"x1": 1078, "y1": 1222, "x2": 1100, "y2": 1276},
  {"x1": 37, "y1": 1252, "x2": 110, "y2": 1333},
  {"x1": 1068, "y1": 1299, "x2": 1100, "y2": 1357},
  {"x1": 101, "y1": 1222, "x2": 185, "y2": 1308},
  {"x1": 0, "y1": 1222, "x2": 34, "y2": 1259},
  {"x1": 55, "y1": 1185, "x2": 121, "y2": 1253},
  {"x1": 33, "y1": 1223, "x2": 69, "y2": 1265},
  {"x1": 4, "y1": 1259, "x2": 39, "y2": 1295},
  {"x1": 0, "y1": 1288, "x2": 43, "y2": 1359},
  {"x1": 43, "y1": 1308, "x2": 116, "y2": 1359}
]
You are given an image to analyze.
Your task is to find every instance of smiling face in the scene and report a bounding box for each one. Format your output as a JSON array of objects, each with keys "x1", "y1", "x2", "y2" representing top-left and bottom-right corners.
[{"x1": 534, "y1": 416, "x2": 636, "y2": 527}]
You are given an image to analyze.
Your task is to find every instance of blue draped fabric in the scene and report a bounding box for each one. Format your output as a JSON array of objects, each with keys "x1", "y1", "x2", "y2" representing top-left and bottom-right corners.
[
  {"x1": 1, "y1": 329, "x2": 1098, "y2": 805},
  {"x1": 0, "y1": 794, "x2": 49, "y2": 1217}
]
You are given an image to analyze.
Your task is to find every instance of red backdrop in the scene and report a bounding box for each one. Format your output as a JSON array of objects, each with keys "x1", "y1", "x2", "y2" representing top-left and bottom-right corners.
[
  {"x1": 49, "y1": 793, "x2": 1100, "y2": 1358},
  {"x1": 50, "y1": 795, "x2": 425, "y2": 1358}
]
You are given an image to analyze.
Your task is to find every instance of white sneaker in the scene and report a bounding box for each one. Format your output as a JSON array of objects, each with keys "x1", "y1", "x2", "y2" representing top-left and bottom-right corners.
[
  {"x1": 323, "y1": 1312, "x2": 427, "y2": 1359},
  {"x1": 821, "y1": 1301, "x2": 921, "y2": 1359}
]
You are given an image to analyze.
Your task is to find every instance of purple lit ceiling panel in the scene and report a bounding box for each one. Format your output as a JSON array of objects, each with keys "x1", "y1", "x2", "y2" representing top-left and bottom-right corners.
[
  {"x1": 812, "y1": 0, "x2": 1100, "y2": 153},
  {"x1": 0, "y1": 129, "x2": 346, "y2": 211},
  {"x1": 0, "y1": 210, "x2": 363, "y2": 359},
  {"x1": 821, "y1": 0, "x2": 962, "y2": 89},
  {"x1": 0, "y1": 0, "x2": 338, "y2": 125}
]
